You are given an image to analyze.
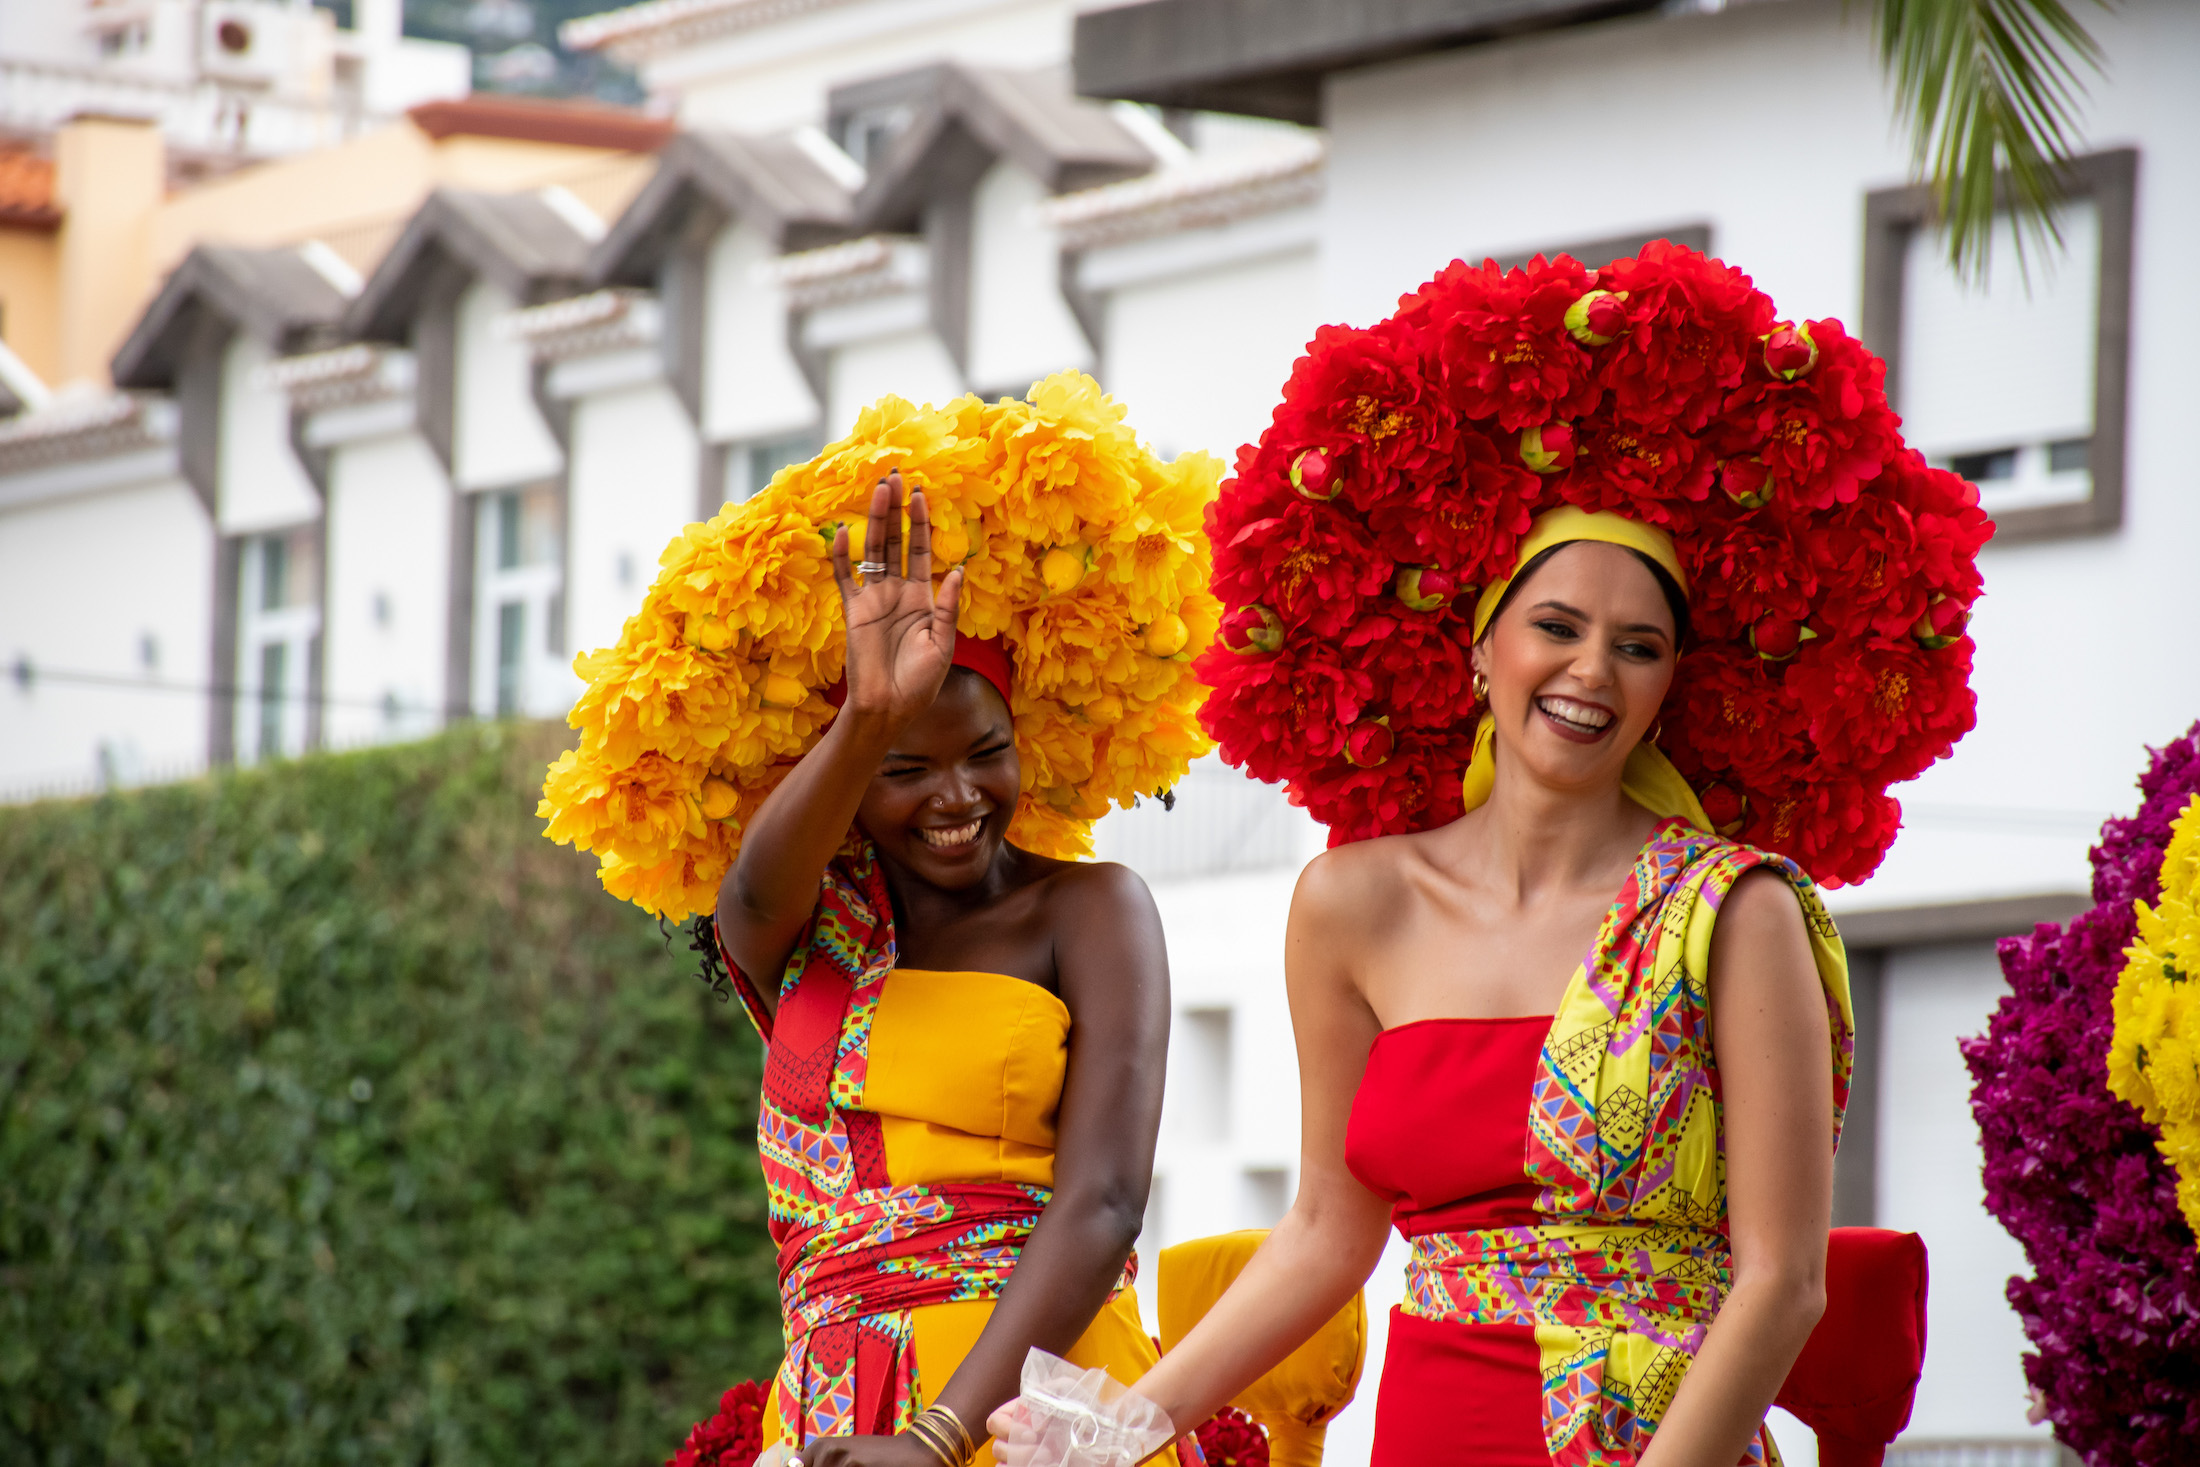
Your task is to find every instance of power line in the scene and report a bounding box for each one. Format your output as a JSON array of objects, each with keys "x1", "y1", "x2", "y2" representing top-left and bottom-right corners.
[{"x1": 7, "y1": 659, "x2": 467, "y2": 719}]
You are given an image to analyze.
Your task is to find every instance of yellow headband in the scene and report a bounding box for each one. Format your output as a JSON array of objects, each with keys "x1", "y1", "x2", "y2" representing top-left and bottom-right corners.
[{"x1": 1470, "y1": 506, "x2": 1689, "y2": 642}]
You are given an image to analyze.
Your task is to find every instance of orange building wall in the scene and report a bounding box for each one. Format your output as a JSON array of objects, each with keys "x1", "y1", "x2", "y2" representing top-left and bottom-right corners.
[{"x1": 0, "y1": 227, "x2": 61, "y2": 384}]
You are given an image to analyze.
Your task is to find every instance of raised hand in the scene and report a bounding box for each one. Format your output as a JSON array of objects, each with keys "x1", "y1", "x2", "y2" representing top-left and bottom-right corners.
[{"x1": 831, "y1": 469, "x2": 964, "y2": 729}]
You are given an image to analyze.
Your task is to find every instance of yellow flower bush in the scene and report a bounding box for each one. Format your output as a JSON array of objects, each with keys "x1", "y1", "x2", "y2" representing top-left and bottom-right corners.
[
  {"x1": 539, "y1": 372, "x2": 1221, "y2": 919},
  {"x1": 2108, "y1": 793, "x2": 2200, "y2": 1238}
]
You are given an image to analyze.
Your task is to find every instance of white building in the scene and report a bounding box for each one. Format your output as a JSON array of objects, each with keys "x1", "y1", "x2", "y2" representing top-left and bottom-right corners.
[
  {"x1": 4, "y1": 0, "x2": 2194, "y2": 1459},
  {"x1": 0, "y1": 0, "x2": 468, "y2": 168}
]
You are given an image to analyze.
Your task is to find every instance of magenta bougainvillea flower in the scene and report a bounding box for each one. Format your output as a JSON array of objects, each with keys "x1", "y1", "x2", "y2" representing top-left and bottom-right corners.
[{"x1": 1964, "y1": 723, "x2": 2200, "y2": 1464}]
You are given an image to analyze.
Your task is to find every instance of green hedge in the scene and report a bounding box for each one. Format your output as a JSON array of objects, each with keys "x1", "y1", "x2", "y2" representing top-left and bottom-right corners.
[{"x1": 0, "y1": 724, "x2": 780, "y2": 1466}]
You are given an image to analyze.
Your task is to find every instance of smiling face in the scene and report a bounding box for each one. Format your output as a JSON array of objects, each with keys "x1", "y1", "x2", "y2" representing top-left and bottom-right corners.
[
  {"x1": 1473, "y1": 541, "x2": 1681, "y2": 796},
  {"x1": 856, "y1": 667, "x2": 1020, "y2": 890}
]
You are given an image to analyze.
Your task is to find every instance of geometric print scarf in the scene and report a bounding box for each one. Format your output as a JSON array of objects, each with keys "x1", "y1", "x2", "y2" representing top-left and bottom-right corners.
[{"x1": 1404, "y1": 819, "x2": 1854, "y2": 1466}]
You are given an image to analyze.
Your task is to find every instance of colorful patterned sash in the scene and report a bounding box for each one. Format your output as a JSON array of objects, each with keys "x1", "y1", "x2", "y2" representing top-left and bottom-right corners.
[
  {"x1": 1400, "y1": 820, "x2": 1853, "y2": 1467},
  {"x1": 728, "y1": 839, "x2": 1131, "y2": 1444}
]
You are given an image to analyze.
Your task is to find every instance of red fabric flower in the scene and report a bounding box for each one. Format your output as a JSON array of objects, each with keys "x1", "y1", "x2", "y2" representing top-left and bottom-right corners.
[
  {"x1": 1215, "y1": 497, "x2": 1392, "y2": 641},
  {"x1": 1424, "y1": 255, "x2": 1605, "y2": 431},
  {"x1": 1786, "y1": 636, "x2": 1977, "y2": 786},
  {"x1": 1660, "y1": 644, "x2": 1812, "y2": 782},
  {"x1": 1198, "y1": 638, "x2": 1374, "y2": 784},
  {"x1": 1344, "y1": 612, "x2": 1476, "y2": 732},
  {"x1": 1262, "y1": 322, "x2": 1457, "y2": 494},
  {"x1": 1363, "y1": 427, "x2": 1539, "y2": 586},
  {"x1": 1720, "y1": 319, "x2": 1900, "y2": 511},
  {"x1": 1597, "y1": 241, "x2": 1774, "y2": 433},
  {"x1": 1808, "y1": 492, "x2": 1932, "y2": 641},
  {"x1": 1297, "y1": 729, "x2": 1473, "y2": 844},
  {"x1": 1565, "y1": 419, "x2": 1715, "y2": 530},
  {"x1": 1743, "y1": 773, "x2": 1904, "y2": 889},
  {"x1": 1680, "y1": 498, "x2": 1818, "y2": 640},
  {"x1": 1192, "y1": 1407, "x2": 1270, "y2": 1467},
  {"x1": 668, "y1": 1380, "x2": 766, "y2": 1467}
]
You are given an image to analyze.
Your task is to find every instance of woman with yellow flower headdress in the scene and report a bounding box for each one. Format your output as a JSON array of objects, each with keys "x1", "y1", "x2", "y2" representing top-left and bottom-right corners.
[
  {"x1": 989, "y1": 248, "x2": 1985, "y2": 1467},
  {"x1": 539, "y1": 375, "x2": 1220, "y2": 1467}
]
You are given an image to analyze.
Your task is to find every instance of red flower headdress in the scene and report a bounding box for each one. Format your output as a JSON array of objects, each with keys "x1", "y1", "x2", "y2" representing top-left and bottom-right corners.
[{"x1": 1197, "y1": 243, "x2": 1992, "y2": 885}]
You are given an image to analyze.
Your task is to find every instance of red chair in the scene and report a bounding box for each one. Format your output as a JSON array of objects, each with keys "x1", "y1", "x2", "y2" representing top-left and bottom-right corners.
[{"x1": 1774, "y1": 1228, "x2": 1930, "y2": 1467}]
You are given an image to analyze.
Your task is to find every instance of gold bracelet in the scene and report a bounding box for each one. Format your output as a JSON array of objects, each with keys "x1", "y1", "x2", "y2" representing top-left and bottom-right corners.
[
  {"x1": 925, "y1": 1405, "x2": 977, "y2": 1460},
  {"x1": 903, "y1": 1421, "x2": 957, "y2": 1467},
  {"x1": 909, "y1": 1408, "x2": 976, "y2": 1467}
]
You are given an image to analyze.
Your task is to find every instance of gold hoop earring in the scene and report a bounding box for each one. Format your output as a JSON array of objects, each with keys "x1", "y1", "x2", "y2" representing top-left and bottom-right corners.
[
  {"x1": 1649, "y1": 720, "x2": 1664, "y2": 745},
  {"x1": 1472, "y1": 671, "x2": 1489, "y2": 703}
]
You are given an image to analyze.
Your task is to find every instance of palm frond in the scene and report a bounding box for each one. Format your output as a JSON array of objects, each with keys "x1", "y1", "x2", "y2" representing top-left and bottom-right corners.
[{"x1": 1873, "y1": 0, "x2": 2111, "y2": 281}]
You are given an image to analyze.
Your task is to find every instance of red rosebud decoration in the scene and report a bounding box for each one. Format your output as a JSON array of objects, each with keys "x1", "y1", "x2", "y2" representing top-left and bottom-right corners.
[
  {"x1": 1193, "y1": 1407, "x2": 1269, "y2": 1467},
  {"x1": 1290, "y1": 447, "x2": 1339, "y2": 501},
  {"x1": 1393, "y1": 565, "x2": 1460, "y2": 612},
  {"x1": 1749, "y1": 616, "x2": 1815, "y2": 662},
  {"x1": 1720, "y1": 455, "x2": 1774, "y2": 509},
  {"x1": 1565, "y1": 289, "x2": 1630, "y2": 346},
  {"x1": 1219, "y1": 603, "x2": 1284, "y2": 655},
  {"x1": 1519, "y1": 422, "x2": 1576, "y2": 475},
  {"x1": 1699, "y1": 782, "x2": 1747, "y2": 836},
  {"x1": 1912, "y1": 594, "x2": 1970, "y2": 649},
  {"x1": 1200, "y1": 240, "x2": 1988, "y2": 880},
  {"x1": 1345, "y1": 717, "x2": 1396, "y2": 767},
  {"x1": 668, "y1": 1380, "x2": 766, "y2": 1467},
  {"x1": 1763, "y1": 322, "x2": 1819, "y2": 381}
]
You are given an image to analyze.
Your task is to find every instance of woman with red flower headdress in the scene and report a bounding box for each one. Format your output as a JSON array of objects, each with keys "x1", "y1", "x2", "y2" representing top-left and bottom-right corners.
[{"x1": 989, "y1": 245, "x2": 1988, "y2": 1467}]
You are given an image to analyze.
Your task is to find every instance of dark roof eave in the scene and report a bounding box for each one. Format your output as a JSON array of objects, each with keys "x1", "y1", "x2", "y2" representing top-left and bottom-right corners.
[
  {"x1": 112, "y1": 246, "x2": 349, "y2": 389},
  {"x1": 587, "y1": 131, "x2": 855, "y2": 287},
  {"x1": 346, "y1": 190, "x2": 593, "y2": 341},
  {"x1": 1072, "y1": 0, "x2": 1670, "y2": 122}
]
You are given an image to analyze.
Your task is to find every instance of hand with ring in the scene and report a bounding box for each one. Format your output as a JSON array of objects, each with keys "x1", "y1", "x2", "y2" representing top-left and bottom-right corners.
[{"x1": 830, "y1": 468, "x2": 964, "y2": 730}]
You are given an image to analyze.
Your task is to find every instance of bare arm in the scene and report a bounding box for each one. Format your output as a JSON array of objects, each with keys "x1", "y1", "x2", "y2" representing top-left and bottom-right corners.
[
  {"x1": 1639, "y1": 866, "x2": 1833, "y2": 1467},
  {"x1": 928, "y1": 864, "x2": 1173, "y2": 1434},
  {"x1": 714, "y1": 471, "x2": 963, "y2": 1004},
  {"x1": 1109, "y1": 850, "x2": 1395, "y2": 1433}
]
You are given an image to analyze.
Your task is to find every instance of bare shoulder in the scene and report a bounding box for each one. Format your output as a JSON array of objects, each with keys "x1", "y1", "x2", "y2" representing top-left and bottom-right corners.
[
  {"x1": 1034, "y1": 857, "x2": 1158, "y2": 925},
  {"x1": 1715, "y1": 863, "x2": 1810, "y2": 946},
  {"x1": 1292, "y1": 826, "x2": 1434, "y2": 936}
]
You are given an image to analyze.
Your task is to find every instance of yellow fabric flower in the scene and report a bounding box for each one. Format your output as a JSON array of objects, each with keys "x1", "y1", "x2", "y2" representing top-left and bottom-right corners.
[
  {"x1": 2108, "y1": 794, "x2": 2200, "y2": 1240},
  {"x1": 539, "y1": 371, "x2": 1221, "y2": 919}
]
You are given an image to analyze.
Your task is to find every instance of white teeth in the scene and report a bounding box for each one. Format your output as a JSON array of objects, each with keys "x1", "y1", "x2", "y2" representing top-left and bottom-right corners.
[
  {"x1": 1538, "y1": 696, "x2": 1614, "y2": 729},
  {"x1": 917, "y1": 820, "x2": 983, "y2": 848}
]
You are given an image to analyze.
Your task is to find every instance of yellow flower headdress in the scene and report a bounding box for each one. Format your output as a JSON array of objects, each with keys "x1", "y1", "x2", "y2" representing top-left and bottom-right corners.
[{"x1": 538, "y1": 372, "x2": 1221, "y2": 920}]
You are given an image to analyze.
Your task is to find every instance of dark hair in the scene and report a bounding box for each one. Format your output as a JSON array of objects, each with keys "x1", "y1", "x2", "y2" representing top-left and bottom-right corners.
[{"x1": 1475, "y1": 540, "x2": 1691, "y2": 649}]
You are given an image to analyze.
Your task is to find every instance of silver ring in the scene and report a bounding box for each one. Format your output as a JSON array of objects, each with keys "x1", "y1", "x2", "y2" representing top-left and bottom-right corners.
[
  {"x1": 788, "y1": 1456, "x2": 803, "y2": 1467},
  {"x1": 854, "y1": 561, "x2": 888, "y2": 577}
]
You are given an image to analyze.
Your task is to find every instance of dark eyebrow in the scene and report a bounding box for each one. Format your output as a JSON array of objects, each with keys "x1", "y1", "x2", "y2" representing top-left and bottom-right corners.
[{"x1": 1531, "y1": 600, "x2": 1671, "y2": 640}]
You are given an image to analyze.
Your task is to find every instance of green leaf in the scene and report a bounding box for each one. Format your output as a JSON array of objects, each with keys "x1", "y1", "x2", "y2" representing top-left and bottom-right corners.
[{"x1": 1871, "y1": 0, "x2": 2112, "y2": 281}]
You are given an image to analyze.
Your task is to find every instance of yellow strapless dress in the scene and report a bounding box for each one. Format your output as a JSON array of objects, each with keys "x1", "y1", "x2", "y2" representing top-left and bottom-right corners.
[{"x1": 761, "y1": 969, "x2": 1159, "y2": 1463}]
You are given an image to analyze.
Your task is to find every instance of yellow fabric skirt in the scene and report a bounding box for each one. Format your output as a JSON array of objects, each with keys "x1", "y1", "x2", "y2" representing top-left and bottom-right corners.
[{"x1": 761, "y1": 1289, "x2": 1159, "y2": 1466}]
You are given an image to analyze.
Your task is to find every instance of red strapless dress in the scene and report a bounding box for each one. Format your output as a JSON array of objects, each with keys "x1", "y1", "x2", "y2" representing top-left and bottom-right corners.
[{"x1": 1344, "y1": 1016, "x2": 1552, "y2": 1467}]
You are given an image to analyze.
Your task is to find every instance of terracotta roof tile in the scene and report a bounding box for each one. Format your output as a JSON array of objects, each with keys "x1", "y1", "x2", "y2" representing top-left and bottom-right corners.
[
  {"x1": 0, "y1": 148, "x2": 60, "y2": 229},
  {"x1": 406, "y1": 95, "x2": 674, "y2": 154}
]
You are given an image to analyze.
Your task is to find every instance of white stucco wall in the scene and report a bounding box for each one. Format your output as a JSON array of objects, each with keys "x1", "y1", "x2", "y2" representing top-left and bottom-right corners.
[
  {"x1": 703, "y1": 221, "x2": 821, "y2": 445},
  {"x1": 655, "y1": 0, "x2": 1071, "y2": 132},
  {"x1": 0, "y1": 469, "x2": 213, "y2": 796},
  {"x1": 452, "y1": 279, "x2": 565, "y2": 493},
  {"x1": 566, "y1": 377, "x2": 700, "y2": 662},
  {"x1": 319, "y1": 428, "x2": 453, "y2": 750},
  {"x1": 217, "y1": 333, "x2": 321, "y2": 535},
  {"x1": 1320, "y1": 0, "x2": 2200, "y2": 920},
  {"x1": 823, "y1": 323, "x2": 968, "y2": 435},
  {"x1": 1878, "y1": 942, "x2": 2048, "y2": 1443},
  {"x1": 966, "y1": 161, "x2": 1094, "y2": 392},
  {"x1": 1092, "y1": 223, "x2": 1320, "y2": 461}
]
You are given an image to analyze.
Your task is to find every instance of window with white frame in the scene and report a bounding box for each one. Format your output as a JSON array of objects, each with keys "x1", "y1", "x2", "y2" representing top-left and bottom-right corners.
[
  {"x1": 236, "y1": 527, "x2": 320, "y2": 764},
  {"x1": 1864, "y1": 149, "x2": 2135, "y2": 539},
  {"x1": 472, "y1": 483, "x2": 566, "y2": 719}
]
